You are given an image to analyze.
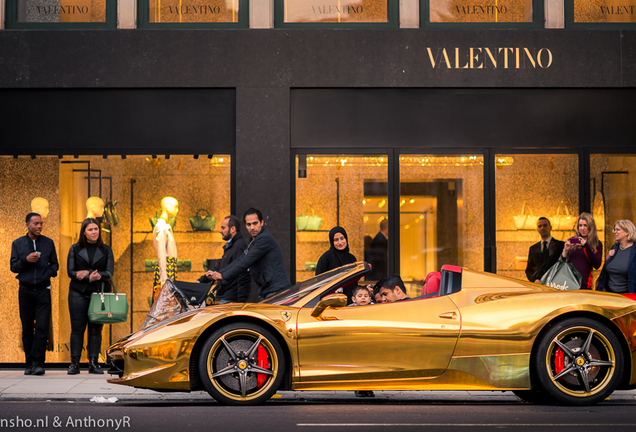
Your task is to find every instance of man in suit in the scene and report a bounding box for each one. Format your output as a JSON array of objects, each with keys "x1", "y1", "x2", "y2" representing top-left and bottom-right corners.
[{"x1": 526, "y1": 217, "x2": 565, "y2": 283}]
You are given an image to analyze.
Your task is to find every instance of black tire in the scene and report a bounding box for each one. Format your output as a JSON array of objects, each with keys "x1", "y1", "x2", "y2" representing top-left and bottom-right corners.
[
  {"x1": 533, "y1": 317, "x2": 624, "y2": 406},
  {"x1": 199, "y1": 322, "x2": 286, "y2": 406}
]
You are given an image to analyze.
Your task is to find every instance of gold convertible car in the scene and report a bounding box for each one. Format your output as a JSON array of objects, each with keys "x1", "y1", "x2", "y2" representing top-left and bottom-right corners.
[{"x1": 106, "y1": 262, "x2": 636, "y2": 406}]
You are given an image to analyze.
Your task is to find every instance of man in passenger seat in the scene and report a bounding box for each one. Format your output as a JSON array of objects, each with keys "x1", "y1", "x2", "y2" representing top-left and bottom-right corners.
[{"x1": 376, "y1": 275, "x2": 410, "y2": 303}]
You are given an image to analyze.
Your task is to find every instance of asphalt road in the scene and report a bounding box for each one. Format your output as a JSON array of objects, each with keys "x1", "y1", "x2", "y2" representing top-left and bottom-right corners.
[{"x1": 1, "y1": 399, "x2": 634, "y2": 432}]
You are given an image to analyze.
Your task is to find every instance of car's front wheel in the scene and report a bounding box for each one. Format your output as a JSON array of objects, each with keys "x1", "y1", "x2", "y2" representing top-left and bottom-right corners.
[
  {"x1": 533, "y1": 317, "x2": 623, "y2": 405},
  {"x1": 199, "y1": 323, "x2": 285, "y2": 405}
]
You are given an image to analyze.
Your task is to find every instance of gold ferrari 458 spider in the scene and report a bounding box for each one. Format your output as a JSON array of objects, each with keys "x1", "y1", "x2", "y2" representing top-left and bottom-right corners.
[{"x1": 106, "y1": 262, "x2": 636, "y2": 406}]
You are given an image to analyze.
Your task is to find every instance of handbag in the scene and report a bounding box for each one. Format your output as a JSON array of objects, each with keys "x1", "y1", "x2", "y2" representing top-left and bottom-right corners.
[
  {"x1": 296, "y1": 202, "x2": 323, "y2": 231},
  {"x1": 145, "y1": 259, "x2": 191, "y2": 272},
  {"x1": 150, "y1": 209, "x2": 177, "y2": 230},
  {"x1": 550, "y1": 201, "x2": 575, "y2": 231},
  {"x1": 189, "y1": 209, "x2": 216, "y2": 231},
  {"x1": 513, "y1": 201, "x2": 538, "y2": 230},
  {"x1": 103, "y1": 201, "x2": 120, "y2": 227},
  {"x1": 88, "y1": 272, "x2": 128, "y2": 324},
  {"x1": 540, "y1": 260, "x2": 582, "y2": 291},
  {"x1": 592, "y1": 190, "x2": 605, "y2": 232}
]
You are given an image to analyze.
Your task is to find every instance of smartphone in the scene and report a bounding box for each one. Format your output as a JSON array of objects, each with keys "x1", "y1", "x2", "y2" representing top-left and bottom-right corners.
[
  {"x1": 568, "y1": 237, "x2": 581, "y2": 244},
  {"x1": 34, "y1": 251, "x2": 41, "y2": 256}
]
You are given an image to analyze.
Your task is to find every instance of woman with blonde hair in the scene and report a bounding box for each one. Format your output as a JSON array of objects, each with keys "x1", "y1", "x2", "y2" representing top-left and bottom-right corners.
[
  {"x1": 596, "y1": 220, "x2": 636, "y2": 294},
  {"x1": 561, "y1": 212, "x2": 603, "y2": 289}
]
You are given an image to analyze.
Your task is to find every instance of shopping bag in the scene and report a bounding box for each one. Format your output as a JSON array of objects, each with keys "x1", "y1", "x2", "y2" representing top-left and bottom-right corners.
[
  {"x1": 88, "y1": 272, "x2": 128, "y2": 324},
  {"x1": 540, "y1": 261, "x2": 582, "y2": 291}
]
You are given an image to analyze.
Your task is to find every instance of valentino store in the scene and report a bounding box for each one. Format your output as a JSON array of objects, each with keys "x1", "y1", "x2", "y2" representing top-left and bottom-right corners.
[{"x1": 2, "y1": 1, "x2": 636, "y2": 364}]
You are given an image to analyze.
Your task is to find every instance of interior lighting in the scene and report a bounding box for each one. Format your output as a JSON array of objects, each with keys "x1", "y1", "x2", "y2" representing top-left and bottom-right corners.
[
  {"x1": 378, "y1": 199, "x2": 387, "y2": 209},
  {"x1": 409, "y1": 199, "x2": 415, "y2": 204}
]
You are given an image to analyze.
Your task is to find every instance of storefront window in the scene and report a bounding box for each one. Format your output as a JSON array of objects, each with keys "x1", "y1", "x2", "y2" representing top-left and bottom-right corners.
[
  {"x1": 429, "y1": 0, "x2": 534, "y2": 23},
  {"x1": 399, "y1": 155, "x2": 484, "y2": 286},
  {"x1": 7, "y1": 0, "x2": 116, "y2": 27},
  {"x1": 495, "y1": 154, "x2": 579, "y2": 281},
  {"x1": 0, "y1": 155, "x2": 231, "y2": 363},
  {"x1": 590, "y1": 154, "x2": 636, "y2": 253},
  {"x1": 142, "y1": 0, "x2": 246, "y2": 25},
  {"x1": 571, "y1": 0, "x2": 636, "y2": 24},
  {"x1": 295, "y1": 155, "x2": 389, "y2": 283},
  {"x1": 276, "y1": 0, "x2": 397, "y2": 26}
]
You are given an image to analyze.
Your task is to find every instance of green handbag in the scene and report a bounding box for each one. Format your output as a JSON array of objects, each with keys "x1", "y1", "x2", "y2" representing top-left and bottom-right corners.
[
  {"x1": 149, "y1": 209, "x2": 177, "y2": 230},
  {"x1": 145, "y1": 259, "x2": 192, "y2": 272},
  {"x1": 103, "y1": 201, "x2": 120, "y2": 227},
  {"x1": 189, "y1": 209, "x2": 217, "y2": 231},
  {"x1": 88, "y1": 272, "x2": 128, "y2": 324},
  {"x1": 296, "y1": 202, "x2": 323, "y2": 231}
]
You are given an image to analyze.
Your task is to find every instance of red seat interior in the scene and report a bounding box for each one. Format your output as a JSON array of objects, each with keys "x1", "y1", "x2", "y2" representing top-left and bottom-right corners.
[{"x1": 422, "y1": 272, "x2": 441, "y2": 296}]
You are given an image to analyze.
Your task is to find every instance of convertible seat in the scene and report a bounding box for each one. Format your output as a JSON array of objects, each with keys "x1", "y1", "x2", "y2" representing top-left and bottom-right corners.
[
  {"x1": 422, "y1": 272, "x2": 441, "y2": 297},
  {"x1": 439, "y1": 265, "x2": 463, "y2": 296}
]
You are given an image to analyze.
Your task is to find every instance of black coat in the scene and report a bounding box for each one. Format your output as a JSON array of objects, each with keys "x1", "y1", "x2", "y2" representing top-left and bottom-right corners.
[
  {"x1": 198, "y1": 236, "x2": 251, "y2": 302},
  {"x1": 10, "y1": 234, "x2": 58, "y2": 288},
  {"x1": 220, "y1": 227, "x2": 290, "y2": 300},
  {"x1": 596, "y1": 243, "x2": 636, "y2": 294},
  {"x1": 525, "y1": 238, "x2": 565, "y2": 282},
  {"x1": 67, "y1": 243, "x2": 114, "y2": 293}
]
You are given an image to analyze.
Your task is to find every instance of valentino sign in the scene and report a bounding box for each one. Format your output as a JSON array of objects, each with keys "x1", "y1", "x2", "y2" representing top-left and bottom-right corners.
[{"x1": 426, "y1": 47, "x2": 553, "y2": 69}]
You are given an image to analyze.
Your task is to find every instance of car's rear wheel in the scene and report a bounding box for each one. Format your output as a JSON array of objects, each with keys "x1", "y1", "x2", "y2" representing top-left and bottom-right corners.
[
  {"x1": 533, "y1": 317, "x2": 623, "y2": 405},
  {"x1": 199, "y1": 322, "x2": 285, "y2": 405}
]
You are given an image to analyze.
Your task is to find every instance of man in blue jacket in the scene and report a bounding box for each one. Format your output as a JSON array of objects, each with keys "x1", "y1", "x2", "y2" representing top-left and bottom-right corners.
[
  {"x1": 10, "y1": 213, "x2": 59, "y2": 376},
  {"x1": 210, "y1": 208, "x2": 290, "y2": 300}
]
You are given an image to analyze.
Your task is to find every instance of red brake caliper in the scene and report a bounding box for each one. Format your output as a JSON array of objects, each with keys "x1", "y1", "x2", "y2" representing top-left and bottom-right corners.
[
  {"x1": 555, "y1": 347, "x2": 565, "y2": 375},
  {"x1": 256, "y1": 344, "x2": 270, "y2": 387}
]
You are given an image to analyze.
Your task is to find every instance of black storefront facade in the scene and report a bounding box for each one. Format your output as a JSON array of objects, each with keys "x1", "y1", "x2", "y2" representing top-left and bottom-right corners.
[{"x1": 1, "y1": 29, "x2": 636, "y2": 363}]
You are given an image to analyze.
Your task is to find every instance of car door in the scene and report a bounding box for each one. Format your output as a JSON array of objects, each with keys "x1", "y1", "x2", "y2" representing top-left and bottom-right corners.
[{"x1": 295, "y1": 296, "x2": 461, "y2": 383}]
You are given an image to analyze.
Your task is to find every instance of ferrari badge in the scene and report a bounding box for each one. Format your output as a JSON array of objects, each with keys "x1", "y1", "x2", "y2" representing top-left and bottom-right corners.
[{"x1": 281, "y1": 311, "x2": 292, "y2": 322}]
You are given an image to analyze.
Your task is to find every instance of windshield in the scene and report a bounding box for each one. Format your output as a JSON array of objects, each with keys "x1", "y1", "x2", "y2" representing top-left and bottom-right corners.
[{"x1": 261, "y1": 263, "x2": 359, "y2": 306}]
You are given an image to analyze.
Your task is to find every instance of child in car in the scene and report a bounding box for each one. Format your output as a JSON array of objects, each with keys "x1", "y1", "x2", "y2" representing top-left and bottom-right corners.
[{"x1": 348, "y1": 285, "x2": 374, "y2": 306}]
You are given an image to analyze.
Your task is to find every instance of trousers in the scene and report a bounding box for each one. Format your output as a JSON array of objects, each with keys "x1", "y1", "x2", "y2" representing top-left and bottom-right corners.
[
  {"x1": 68, "y1": 289, "x2": 104, "y2": 358},
  {"x1": 19, "y1": 285, "x2": 51, "y2": 364}
]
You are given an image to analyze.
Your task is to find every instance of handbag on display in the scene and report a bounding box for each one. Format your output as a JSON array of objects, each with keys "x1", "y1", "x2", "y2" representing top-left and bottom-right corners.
[
  {"x1": 513, "y1": 201, "x2": 538, "y2": 230},
  {"x1": 103, "y1": 201, "x2": 120, "y2": 227},
  {"x1": 150, "y1": 209, "x2": 177, "y2": 230},
  {"x1": 145, "y1": 259, "x2": 191, "y2": 272},
  {"x1": 540, "y1": 260, "x2": 582, "y2": 291},
  {"x1": 88, "y1": 272, "x2": 129, "y2": 324},
  {"x1": 189, "y1": 209, "x2": 217, "y2": 231},
  {"x1": 550, "y1": 201, "x2": 575, "y2": 231},
  {"x1": 296, "y1": 202, "x2": 323, "y2": 231}
]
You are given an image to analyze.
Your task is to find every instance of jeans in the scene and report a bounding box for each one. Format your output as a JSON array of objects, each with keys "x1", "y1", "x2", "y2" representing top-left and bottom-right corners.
[
  {"x1": 68, "y1": 289, "x2": 104, "y2": 358},
  {"x1": 19, "y1": 286, "x2": 51, "y2": 365}
]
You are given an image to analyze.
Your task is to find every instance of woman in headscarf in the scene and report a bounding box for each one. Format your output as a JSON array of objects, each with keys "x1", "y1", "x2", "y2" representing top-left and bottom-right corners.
[{"x1": 315, "y1": 227, "x2": 356, "y2": 275}]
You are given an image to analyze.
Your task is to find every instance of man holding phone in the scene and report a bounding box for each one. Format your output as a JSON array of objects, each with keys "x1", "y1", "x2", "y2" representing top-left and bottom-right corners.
[{"x1": 10, "y1": 213, "x2": 59, "y2": 376}]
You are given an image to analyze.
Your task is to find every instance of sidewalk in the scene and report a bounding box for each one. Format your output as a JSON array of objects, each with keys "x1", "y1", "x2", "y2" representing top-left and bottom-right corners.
[{"x1": 1, "y1": 369, "x2": 636, "y2": 403}]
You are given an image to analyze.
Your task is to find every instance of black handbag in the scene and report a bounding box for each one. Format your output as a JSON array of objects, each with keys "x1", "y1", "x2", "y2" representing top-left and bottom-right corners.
[{"x1": 189, "y1": 209, "x2": 216, "y2": 231}]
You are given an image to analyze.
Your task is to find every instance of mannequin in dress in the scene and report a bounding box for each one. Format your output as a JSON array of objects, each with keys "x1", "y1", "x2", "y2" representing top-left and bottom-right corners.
[
  {"x1": 30, "y1": 197, "x2": 50, "y2": 219},
  {"x1": 153, "y1": 196, "x2": 178, "y2": 297},
  {"x1": 85, "y1": 197, "x2": 105, "y2": 219}
]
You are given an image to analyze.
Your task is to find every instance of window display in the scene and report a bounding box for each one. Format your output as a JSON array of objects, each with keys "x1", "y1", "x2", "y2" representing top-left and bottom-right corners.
[
  {"x1": 0, "y1": 155, "x2": 231, "y2": 363},
  {"x1": 295, "y1": 155, "x2": 389, "y2": 283},
  {"x1": 146, "y1": 0, "x2": 241, "y2": 23},
  {"x1": 399, "y1": 155, "x2": 484, "y2": 284},
  {"x1": 572, "y1": 0, "x2": 636, "y2": 24},
  {"x1": 281, "y1": 0, "x2": 391, "y2": 24},
  {"x1": 429, "y1": 0, "x2": 534, "y2": 23},
  {"x1": 7, "y1": 0, "x2": 116, "y2": 27},
  {"x1": 495, "y1": 154, "x2": 579, "y2": 281}
]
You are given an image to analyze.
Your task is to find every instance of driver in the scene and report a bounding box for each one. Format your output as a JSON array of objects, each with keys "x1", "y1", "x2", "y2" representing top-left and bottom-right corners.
[{"x1": 376, "y1": 275, "x2": 411, "y2": 303}]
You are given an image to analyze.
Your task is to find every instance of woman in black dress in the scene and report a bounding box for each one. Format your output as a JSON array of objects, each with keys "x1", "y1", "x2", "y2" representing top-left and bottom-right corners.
[
  {"x1": 67, "y1": 218, "x2": 114, "y2": 374},
  {"x1": 315, "y1": 226, "x2": 356, "y2": 275}
]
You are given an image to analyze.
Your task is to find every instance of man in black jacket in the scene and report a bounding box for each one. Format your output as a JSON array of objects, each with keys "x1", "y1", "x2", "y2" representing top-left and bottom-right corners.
[
  {"x1": 10, "y1": 213, "x2": 59, "y2": 376},
  {"x1": 526, "y1": 217, "x2": 565, "y2": 283},
  {"x1": 210, "y1": 208, "x2": 290, "y2": 300},
  {"x1": 197, "y1": 215, "x2": 250, "y2": 303}
]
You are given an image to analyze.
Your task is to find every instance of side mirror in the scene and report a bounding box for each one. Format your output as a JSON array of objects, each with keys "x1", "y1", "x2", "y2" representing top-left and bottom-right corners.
[{"x1": 310, "y1": 293, "x2": 347, "y2": 320}]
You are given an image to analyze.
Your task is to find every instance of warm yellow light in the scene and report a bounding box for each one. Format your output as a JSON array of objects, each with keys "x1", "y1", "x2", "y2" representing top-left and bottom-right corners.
[
  {"x1": 404, "y1": 225, "x2": 410, "y2": 230},
  {"x1": 362, "y1": 199, "x2": 367, "y2": 205},
  {"x1": 378, "y1": 199, "x2": 386, "y2": 209},
  {"x1": 363, "y1": 216, "x2": 369, "y2": 223},
  {"x1": 219, "y1": 158, "x2": 224, "y2": 162},
  {"x1": 419, "y1": 215, "x2": 424, "y2": 219},
  {"x1": 409, "y1": 199, "x2": 415, "y2": 204}
]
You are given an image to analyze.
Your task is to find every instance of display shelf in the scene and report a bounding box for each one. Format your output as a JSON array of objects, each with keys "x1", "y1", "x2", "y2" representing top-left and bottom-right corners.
[{"x1": 296, "y1": 230, "x2": 330, "y2": 233}]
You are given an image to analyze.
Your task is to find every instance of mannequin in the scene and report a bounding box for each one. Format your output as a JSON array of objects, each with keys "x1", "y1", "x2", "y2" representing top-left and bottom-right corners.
[
  {"x1": 86, "y1": 197, "x2": 105, "y2": 219},
  {"x1": 30, "y1": 197, "x2": 50, "y2": 219},
  {"x1": 153, "y1": 196, "x2": 178, "y2": 298}
]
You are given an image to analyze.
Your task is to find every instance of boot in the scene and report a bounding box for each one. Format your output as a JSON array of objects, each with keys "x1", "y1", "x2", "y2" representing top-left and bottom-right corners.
[
  {"x1": 32, "y1": 362, "x2": 45, "y2": 376},
  {"x1": 88, "y1": 357, "x2": 104, "y2": 374},
  {"x1": 24, "y1": 362, "x2": 34, "y2": 375},
  {"x1": 67, "y1": 357, "x2": 80, "y2": 375}
]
